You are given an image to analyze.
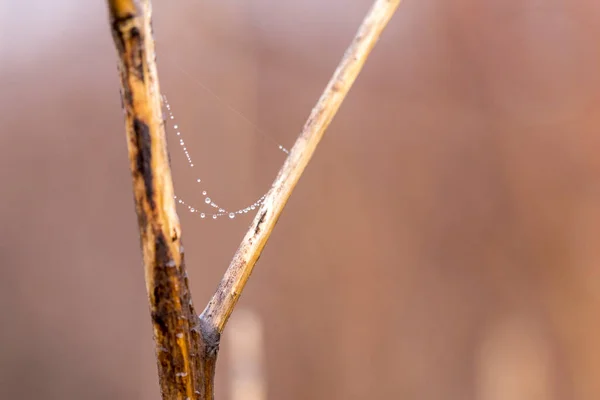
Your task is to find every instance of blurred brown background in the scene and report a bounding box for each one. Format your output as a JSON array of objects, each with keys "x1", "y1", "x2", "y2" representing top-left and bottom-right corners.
[{"x1": 2, "y1": 0, "x2": 600, "y2": 399}]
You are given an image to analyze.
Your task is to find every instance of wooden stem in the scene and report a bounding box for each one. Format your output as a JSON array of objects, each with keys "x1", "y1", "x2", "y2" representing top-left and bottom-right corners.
[
  {"x1": 107, "y1": 0, "x2": 401, "y2": 399},
  {"x1": 201, "y1": 0, "x2": 401, "y2": 334},
  {"x1": 106, "y1": 1, "x2": 217, "y2": 399}
]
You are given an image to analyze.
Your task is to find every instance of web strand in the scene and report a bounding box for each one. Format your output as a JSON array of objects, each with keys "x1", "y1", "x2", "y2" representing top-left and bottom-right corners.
[
  {"x1": 162, "y1": 94, "x2": 288, "y2": 220},
  {"x1": 172, "y1": 64, "x2": 289, "y2": 155}
]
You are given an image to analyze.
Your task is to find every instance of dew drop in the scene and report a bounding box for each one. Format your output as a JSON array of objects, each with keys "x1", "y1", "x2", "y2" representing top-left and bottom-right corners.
[{"x1": 164, "y1": 97, "x2": 285, "y2": 223}]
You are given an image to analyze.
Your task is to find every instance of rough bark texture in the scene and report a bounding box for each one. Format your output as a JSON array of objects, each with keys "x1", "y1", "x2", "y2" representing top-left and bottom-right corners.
[
  {"x1": 107, "y1": 0, "x2": 399, "y2": 399},
  {"x1": 107, "y1": 1, "x2": 217, "y2": 399}
]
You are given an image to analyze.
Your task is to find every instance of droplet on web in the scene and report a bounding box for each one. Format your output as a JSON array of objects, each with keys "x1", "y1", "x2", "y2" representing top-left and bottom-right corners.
[{"x1": 163, "y1": 94, "x2": 288, "y2": 223}]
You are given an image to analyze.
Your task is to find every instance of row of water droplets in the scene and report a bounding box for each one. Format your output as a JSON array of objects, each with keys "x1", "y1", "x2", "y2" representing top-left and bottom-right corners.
[{"x1": 162, "y1": 95, "x2": 289, "y2": 220}]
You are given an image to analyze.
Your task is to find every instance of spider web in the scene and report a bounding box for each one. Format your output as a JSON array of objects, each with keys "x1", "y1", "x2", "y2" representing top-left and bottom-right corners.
[{"x1": 162, "y1": 92, "x2": 289, "y2": 221}]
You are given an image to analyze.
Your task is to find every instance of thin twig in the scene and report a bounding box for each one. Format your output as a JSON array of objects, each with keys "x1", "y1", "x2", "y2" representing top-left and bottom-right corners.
[
  {"x1": 108, "y1": 0, "x2": 401, "y2": 399},
  {"x1": 201, "y1": 0, "x2": 402, "y2": 333},
  {"x1": 106, "y1": 1, "x2": 211, "y2": 398}
]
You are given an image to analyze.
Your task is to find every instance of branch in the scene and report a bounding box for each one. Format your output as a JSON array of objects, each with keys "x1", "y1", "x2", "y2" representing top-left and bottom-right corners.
[
  {"x1": 106, "y1": 1, "x2": 213, "y2": 399},
  {"x1": 107, "y1": 0, "x2": 400, "y2": 399},
  {"x1": 201, "y1": 0, "x2": 401, "y2": 333}
]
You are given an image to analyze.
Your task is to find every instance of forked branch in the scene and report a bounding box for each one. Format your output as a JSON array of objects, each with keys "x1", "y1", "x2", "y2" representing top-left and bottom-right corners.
[{"x1": 107, "y1": 0, "x2": 400, "y2": 399}]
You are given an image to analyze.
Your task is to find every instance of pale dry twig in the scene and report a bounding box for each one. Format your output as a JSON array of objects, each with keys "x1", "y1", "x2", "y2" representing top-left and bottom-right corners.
[{"x1": 106, "y1": 0, "x2": 401, "y2": 398}]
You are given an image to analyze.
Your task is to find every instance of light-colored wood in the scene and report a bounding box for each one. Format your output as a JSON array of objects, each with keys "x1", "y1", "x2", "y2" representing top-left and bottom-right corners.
[
  {"x1": 107, "y1": 0, "x2": 401, "y2": 398},
  {"x1": 201, "y1": 0, "x2": 402, "y2": 334}
]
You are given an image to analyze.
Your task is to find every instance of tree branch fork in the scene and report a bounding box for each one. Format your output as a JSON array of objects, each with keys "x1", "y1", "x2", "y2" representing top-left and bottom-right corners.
[{"x1": 106, "y1": 0, "x2": 400, "y2": 398}]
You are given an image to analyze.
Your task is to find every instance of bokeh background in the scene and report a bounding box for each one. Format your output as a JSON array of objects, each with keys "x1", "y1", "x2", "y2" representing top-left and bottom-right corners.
[{"x1": 2, "y1": 0, "x2": 600, "y2": 399}]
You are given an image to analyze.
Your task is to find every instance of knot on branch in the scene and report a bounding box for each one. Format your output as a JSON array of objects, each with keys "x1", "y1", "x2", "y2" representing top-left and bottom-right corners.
[{"x1": 194, "y1": 316, "x2": 221, "y2": 358}]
